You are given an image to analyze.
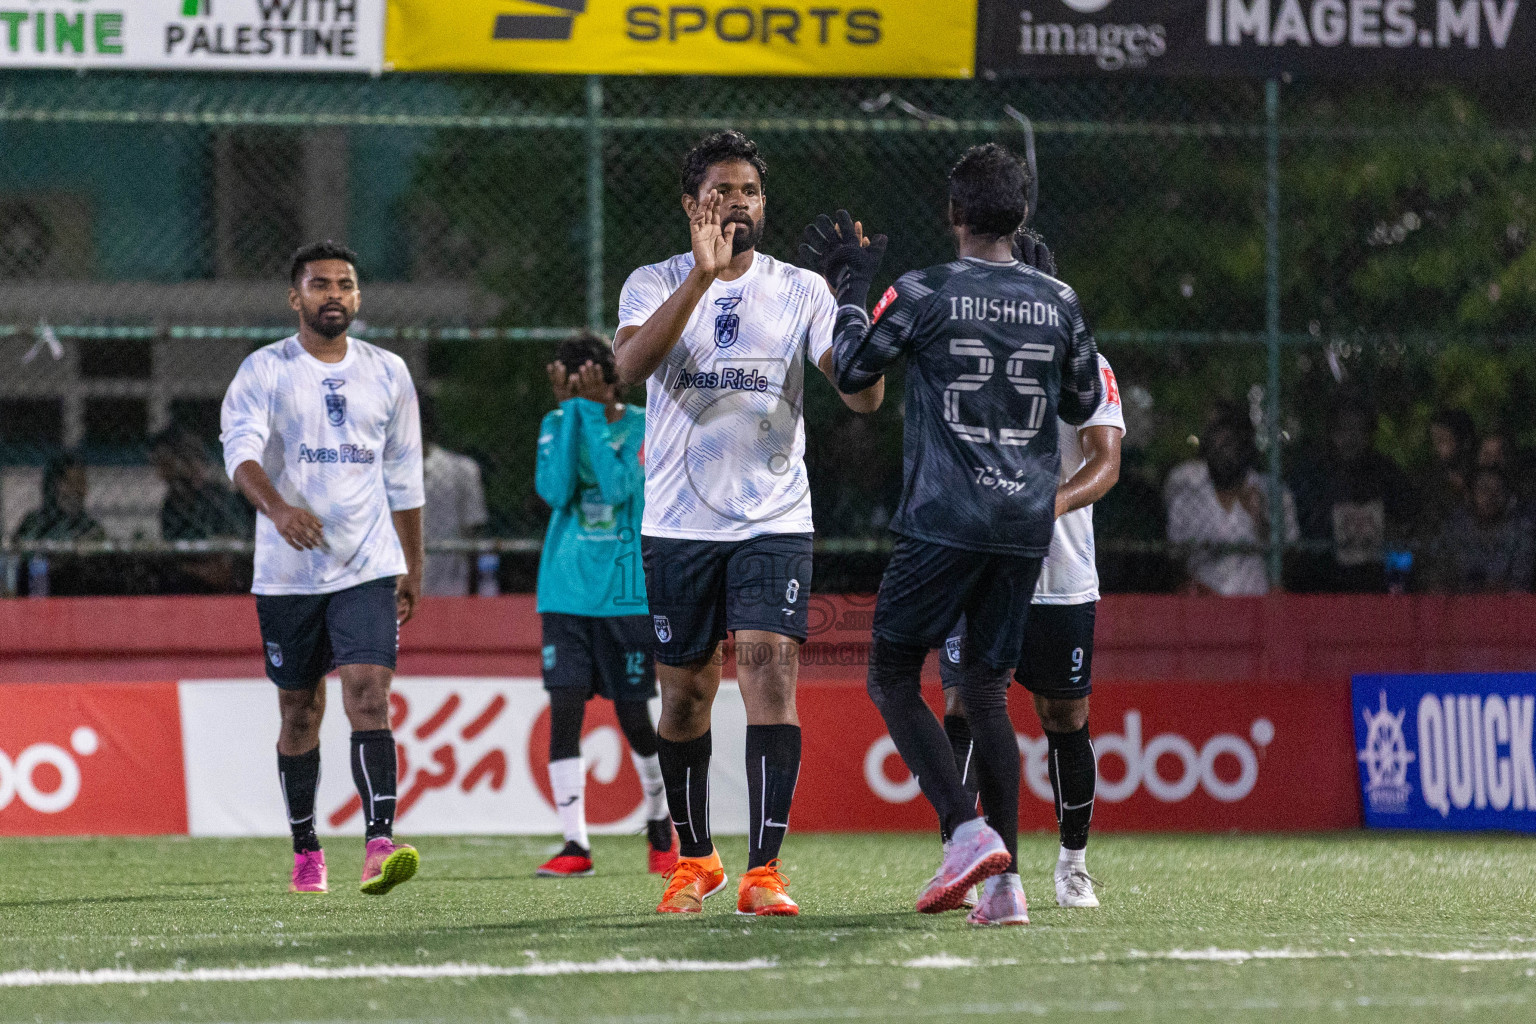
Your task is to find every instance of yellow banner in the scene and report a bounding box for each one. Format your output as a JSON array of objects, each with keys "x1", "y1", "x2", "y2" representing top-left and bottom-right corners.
[{"x1": 385, "y1": 1, "x2": 976, "y2": 78}]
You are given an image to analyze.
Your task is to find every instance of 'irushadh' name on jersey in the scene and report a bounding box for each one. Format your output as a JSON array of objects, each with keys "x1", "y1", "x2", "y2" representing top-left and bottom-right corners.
[
  {"x1": 948, "y1": 295, "x2": 1064, "y2": 326},
  {"x1": 618, "y1": 251, "x2": 835, "y2": 541}
]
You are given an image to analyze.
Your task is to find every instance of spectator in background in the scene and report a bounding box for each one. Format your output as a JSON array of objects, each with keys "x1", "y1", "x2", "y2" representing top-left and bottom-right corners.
[
  {"x1": 150, "y1": 425, "x2": 253, "y2": 593},
  {"x1": 1165, "y1": 401, "x2": 1298, "y2": 596},
  {"x1": 1426, "y1": 467, "x2": 1533, "y2": 593},
  {"x1": 1475, "y1": 430, "x2": 1531, "y2": 513},
  {"x1": 13, "y1": 453, "x2": 105, "y2": 544},
  {"x1": 1289, "y1": 398, "x2": 1415, "y2": 592},
  {"x1": 1419, "y1": 408, "x2": 1476, "y2": 538},
  {"x1": 11, "y1": 452, "x2": 106, "y2": 596},
  {"x1": 420, "y1": 394, "x2": 489, "y2": 597}
]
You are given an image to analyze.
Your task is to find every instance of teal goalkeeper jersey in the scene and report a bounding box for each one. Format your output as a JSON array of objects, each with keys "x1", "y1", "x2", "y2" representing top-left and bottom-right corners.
[{"x1": 535, "y1": 398, "x2": 647, "y2": 617}]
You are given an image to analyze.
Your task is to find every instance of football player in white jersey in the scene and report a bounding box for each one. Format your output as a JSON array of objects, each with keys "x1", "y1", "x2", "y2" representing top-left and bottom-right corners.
[
  {"x1": 939, "y1": 235, "x2": 1122, "y2": 911},
  {"x1": 612, "y1": 131, "x2": 884, "y2": 915},
  {"x1": 220, "y1": 242, "x2": 424, "y2": 898}
]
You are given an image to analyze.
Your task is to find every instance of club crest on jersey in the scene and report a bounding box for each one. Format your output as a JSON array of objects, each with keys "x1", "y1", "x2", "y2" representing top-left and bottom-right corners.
[
  {"x1": 653, "y1": 615, "x2": 672, "y2": 643},
  {"x1": 265, "y1": 641, "x2": 283, "y2": 668},
  {"x1": 714, "y1": 296, "x2": 743, "y2": 348},
  {"x1": 322, "y1": 379, "x2": 347, "y2": 426}
]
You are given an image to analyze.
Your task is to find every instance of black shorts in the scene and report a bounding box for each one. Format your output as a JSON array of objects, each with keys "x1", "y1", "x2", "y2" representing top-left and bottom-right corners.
[
  {"x1": 541, "y1": 612, "x2": 657, "y2": 702},
  {"x1": 939, "y1": 602, "x2": 1096, "y2": 701},
  {"x1": 255, "y1": 576, "x2": 399, "y2": 690},
  {"x1": 873, "y1": 536, "x2": 1043, "y2": 671},
  {"x1": 641, "y1": 533, "x2": 813, "y2": 666}
]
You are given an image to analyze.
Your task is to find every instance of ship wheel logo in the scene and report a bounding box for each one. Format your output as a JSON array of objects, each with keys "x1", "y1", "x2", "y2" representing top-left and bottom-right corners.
[{"x1": 1358, "y1": 690, "x2": 1415, "y2": 813}]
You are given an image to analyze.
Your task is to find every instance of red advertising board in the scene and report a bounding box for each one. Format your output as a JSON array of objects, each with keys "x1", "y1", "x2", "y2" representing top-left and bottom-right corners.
[
  {"x1": 0, "y1": 683, "x2": 187, "y2": 835},
  {"x1": 796, "y1": 680, "x2": 1360, "y2": 832}
]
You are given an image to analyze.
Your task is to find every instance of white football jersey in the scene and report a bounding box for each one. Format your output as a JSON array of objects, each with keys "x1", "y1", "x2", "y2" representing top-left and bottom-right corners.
[
  {"x1": 1035, "y1": 355, "x2": 1125, "y2": 605},
  {"x1": 220, "y1": 336, "x2": 425, "y2": 596},
  {"x1": 618, "y1": 252, "x2": 835, "y2": 540}
]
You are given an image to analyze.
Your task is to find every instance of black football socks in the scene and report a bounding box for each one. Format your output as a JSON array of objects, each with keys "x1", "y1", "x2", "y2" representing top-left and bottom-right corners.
[
  {"x1": 1047, "y1": 723, "x2": 1096, "y2": 851},
  {"x1": 956, "y1": 661, "x2": 1021, "y2": 872},
  {"x1": 746, "y1": 724, "x2": 802, "y2": 869},
  {"x1": 942, "y1": 713, "x2": 982, "y2": 844},
  {"x1": 349, "y1": 729, "x2": 397, "y2": 841},
  {"x1": 277, "y1": 746, "x2": 321, "y2": 854},
  {"x1": 866, "y1": 637, "x2": 976, "y2": 840},
  {"x1": 657, "y1": 730, "x2": 714, "y2": 859}
]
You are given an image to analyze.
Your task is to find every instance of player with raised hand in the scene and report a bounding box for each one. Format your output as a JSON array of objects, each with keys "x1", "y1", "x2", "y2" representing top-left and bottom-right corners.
[
  {"x1": 804, "y1": 144, "x2": 1102, "y2": 925},
  {"x1": 533, "y1": 332, "x2": 675, "y2": 879},
  {"x1": 220, "y1": 241, "x2": 424, "y2": 897},
  {"x1": 938, "y1": 225, "x2": 1124, "y2": 912},
  {"x1": 613, "y1": 131, "x2": 884, "y2": 916}
]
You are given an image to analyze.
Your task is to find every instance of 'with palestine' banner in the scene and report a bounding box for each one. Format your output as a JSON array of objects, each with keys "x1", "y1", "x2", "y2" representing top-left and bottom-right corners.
[
  {"x1": 384, "y1": 1, "x2": 976, "y2": 77},
  {"x1": 977, "y1": 0, "x2": 1533, "y2": 75}
]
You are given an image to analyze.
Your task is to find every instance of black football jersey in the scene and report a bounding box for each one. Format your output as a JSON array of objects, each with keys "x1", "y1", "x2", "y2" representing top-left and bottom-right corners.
[{"x1": 831, "y1": 257, "x2": 1102, "y2": 556}]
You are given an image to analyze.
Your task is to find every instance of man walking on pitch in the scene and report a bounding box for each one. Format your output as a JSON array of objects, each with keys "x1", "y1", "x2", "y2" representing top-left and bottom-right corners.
[
  {"x1": 534, "y1": 331, "x2": 676, "y2": 878},
  {"x1": 221, "y1": 241, "x2": 424, "y2": 896},
  {"x1": 613, "y1": 131, "x2": 883, "y2": 916},
  {"x1": 804, "y1": 144, "x2": 1101, "y2": 924},
  {"x1": 938, "y1": 230, "x2": 1123, "y2": 911}
]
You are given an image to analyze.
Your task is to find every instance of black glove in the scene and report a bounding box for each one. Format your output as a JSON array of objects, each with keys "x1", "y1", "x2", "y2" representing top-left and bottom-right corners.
[
  {"x1": 799, "y1": 210, "x2": 888, "y2": 308},
  {"x1": 1013, "y1": 227, "x2": 1058, "y2": 277}
]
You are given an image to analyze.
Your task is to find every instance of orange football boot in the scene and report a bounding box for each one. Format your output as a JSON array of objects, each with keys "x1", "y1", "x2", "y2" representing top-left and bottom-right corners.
[
  {"x1": 736, "y1": 859, "x2": 799, "y2": 916},
  {"x1": 655, "y1": 848, "x2": 727, "y2": 914}
]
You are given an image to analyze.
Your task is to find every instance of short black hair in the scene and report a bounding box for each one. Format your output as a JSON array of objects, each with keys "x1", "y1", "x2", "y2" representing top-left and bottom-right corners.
[
  {"x1": 681, "y1": 130, "x2": 767, "y2": 198},
  {"x1": 290, "y1": 240, "x2": 359, "y2": 285},
  {"x1": 41, "y1": 452, "x2": 84, "y2": 504},
  {"x1": 948, "y1": 143, "x2": 1031, "y2": 238},
  {"x1": 555, "y1": 330, "x2": 618, "y2": 384}
]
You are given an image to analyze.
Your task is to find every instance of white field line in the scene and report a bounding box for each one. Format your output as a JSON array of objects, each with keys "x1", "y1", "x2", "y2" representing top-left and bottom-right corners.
[
  {"x1": 0, "y1": 957, "x2": 776, "y2": 989},
  {"x1": 1122, "y1": 947, "x2": 1536, "y2": 964},
  {"x1": 7, "y1": 947, "x2": 1536, "y2": 989}
]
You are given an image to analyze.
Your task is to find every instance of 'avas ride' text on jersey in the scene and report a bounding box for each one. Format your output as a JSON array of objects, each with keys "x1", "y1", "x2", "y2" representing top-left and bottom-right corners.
[{"x1": 618, "y1": 252, "x2": 836, "y2": 541}]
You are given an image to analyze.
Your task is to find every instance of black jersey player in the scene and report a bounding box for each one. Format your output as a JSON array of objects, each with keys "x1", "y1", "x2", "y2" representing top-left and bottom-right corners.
[{"x1": 801, "y1": 144, "x2": 1101, "y2": 924}]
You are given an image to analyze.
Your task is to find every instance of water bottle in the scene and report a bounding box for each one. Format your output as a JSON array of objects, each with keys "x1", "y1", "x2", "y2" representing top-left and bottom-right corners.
[
  {"x1": 27, "y1": 555, "x2": 49, "y2": 598},
  {"x1": 1384, "y1": 548, "x2": 1413, "y2": 595},
  {"x1": 2, "y1": 554, "x2": 18, "y2": 597},
  {"x1": 476, "y1": 552, "x2": 501, "y2": 597}
]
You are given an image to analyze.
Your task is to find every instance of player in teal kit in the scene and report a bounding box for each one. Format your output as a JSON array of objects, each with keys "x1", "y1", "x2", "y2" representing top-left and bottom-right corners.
[{"x1": 534, "y1": 332, "x2": 676, "y2": 877}]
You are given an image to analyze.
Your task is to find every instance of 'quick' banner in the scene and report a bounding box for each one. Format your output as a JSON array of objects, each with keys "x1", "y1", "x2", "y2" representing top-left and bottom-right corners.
[{"x1": 1353, "y1": 673, "x2": 1536, "y2": 831}]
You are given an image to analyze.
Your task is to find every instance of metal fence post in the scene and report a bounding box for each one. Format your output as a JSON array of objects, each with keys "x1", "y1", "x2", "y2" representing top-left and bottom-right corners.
[
  {"x1": 1265, "y1": 78, "x2": 1284, "y2": 588},
  {"x1": 586, "y1": 75, "x2": 606, "y2": 332}
]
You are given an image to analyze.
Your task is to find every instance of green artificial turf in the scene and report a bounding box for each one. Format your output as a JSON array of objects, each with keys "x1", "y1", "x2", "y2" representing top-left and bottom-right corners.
[{"x1": 1, "y1": 832, "x2": 1534, "y2": 1023}]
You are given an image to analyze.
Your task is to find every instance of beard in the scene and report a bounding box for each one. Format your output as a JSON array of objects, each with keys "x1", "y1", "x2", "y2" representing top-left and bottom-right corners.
[
  {"x1": 726, "y1": 212, "x2": 765, "y2": 255},
  {"x1": 303, "y1": 304, "x2": 353, "y2": 340}
]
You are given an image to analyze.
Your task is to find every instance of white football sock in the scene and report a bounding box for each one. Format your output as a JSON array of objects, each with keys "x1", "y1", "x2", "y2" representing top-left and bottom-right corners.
[
  {"x1": 632, "y1": 750, "x2": 668, "y2": 820},
  {"x1": 548, "y1": 757, "x2": 589, "y2": 850},
  {"x1": 1059, "y1": 845, "x2": 1087, "y2": 868}
]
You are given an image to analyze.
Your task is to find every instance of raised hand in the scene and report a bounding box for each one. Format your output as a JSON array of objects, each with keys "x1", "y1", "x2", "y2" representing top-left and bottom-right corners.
[
  {"x1": 547, "y1": 361, "x2": 576, "y2": 403},
  {"x1": 799, "y1": 209, "x2": 888, "y2": 307},
  {"x1": 689, "y1": 191, "x2": 738, "y2": 279},
  {"x1": 572, "y1": 360, "x2": 611, "y2": 405}
]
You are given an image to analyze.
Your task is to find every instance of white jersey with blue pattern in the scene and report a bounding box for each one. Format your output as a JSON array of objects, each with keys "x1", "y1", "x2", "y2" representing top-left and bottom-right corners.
[
  {"x1": 220, "y1": 335, "x2": 424, "y2": 596},
  {"x1": 618, "y1": 252, "x2": 834, "y2": 541}
]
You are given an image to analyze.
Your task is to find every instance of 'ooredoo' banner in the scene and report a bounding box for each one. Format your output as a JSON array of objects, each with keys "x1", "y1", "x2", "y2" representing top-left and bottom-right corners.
[
  {"x1": 2, "y1": 677, "x2": 1356, "y2": 836},
  {"x1": 0, "y1": 683, "x2": 186, "y2": 835}
]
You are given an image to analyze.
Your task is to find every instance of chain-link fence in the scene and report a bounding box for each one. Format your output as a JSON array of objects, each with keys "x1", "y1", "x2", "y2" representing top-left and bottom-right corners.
[{"x1": 2, "y1": 72, "x2": 1534, "y2": 596}]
